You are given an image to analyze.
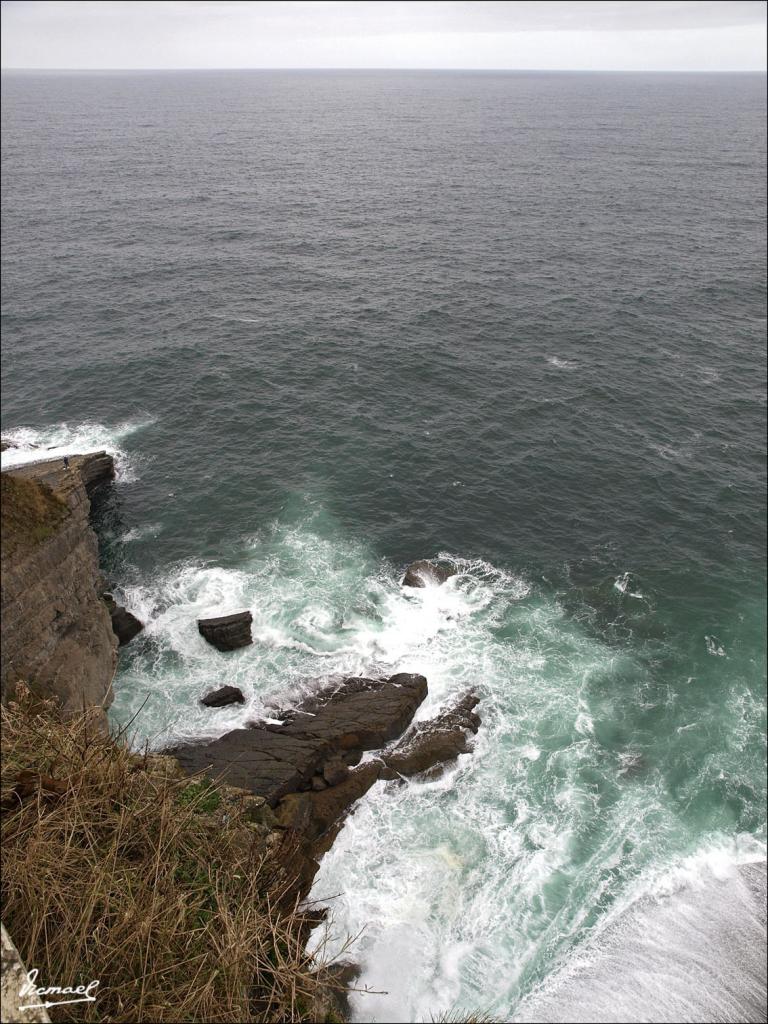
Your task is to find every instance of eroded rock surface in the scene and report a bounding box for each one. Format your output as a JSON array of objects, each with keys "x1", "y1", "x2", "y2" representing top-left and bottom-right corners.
[
  {"x1": 1, "y1": 455, "x2": 118, "y2": 717},
  {"x1": 271, "y1": 673, "x2": 428, "y2": 750},
  {"x1": 275, "y1": 762, "x2": 382, "y2": 840},
  {"x1": 381, "y1": 690, "x2": 481, "y2": 779},
  {"x1": 198, "y1": 611, "x2": 253, "y2": 651}
]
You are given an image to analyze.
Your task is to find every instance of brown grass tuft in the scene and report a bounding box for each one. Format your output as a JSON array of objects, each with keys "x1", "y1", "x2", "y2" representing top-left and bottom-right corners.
[{"x1": 0, "y1": 687, "x2": 343, "y2": 1023}]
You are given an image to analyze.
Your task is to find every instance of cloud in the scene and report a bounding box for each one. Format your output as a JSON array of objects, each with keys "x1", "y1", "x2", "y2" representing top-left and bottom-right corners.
[{"x1": 1, "y1": 0, "x2": 766, "y2": 69}]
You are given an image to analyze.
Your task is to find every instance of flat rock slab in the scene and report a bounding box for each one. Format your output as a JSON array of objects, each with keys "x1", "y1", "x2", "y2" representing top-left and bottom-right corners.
[
  {"x1": 200, "y1": 685, "x2": 246, "y2": 708},
  {"x1": 272, "y1": 672, "x2": 428, "y2": 750},
  {"x1": 198, "y1": 611, "x2": 253, "y2": 651},
  {"x1": 402, "y1": 559, "x2": 456, "y2": 588},
  {"x1": 170, "y1": 728, "x2": 330, "y2": 806},
  {"x1": 170, "y1": 672, "x2": 428, "y2": 806}
]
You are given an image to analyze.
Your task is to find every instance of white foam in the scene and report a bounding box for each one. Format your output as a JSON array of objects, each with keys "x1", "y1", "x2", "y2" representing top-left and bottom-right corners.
[
  {"x1": 0, "y1": 417, "x2": 155, "y2": 482},
  {"x1": 705, "y1": 634, "x2": 727, "y2": 657},
  {"x1": 107, "y1": 520, "x2": 765, "y2": 1023},
  {"x1": 613, "y1": 572, "x2": 644, "y2": 599},
  {"x1": 120, "y1": 523, "x2": 162, "y2": 543},
  {"x1": 514, "y1": 840, "x2": 767, "y2": 1023}
]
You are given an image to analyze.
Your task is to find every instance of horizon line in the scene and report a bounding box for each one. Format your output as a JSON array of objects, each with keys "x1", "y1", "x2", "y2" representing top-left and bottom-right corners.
[{"x1": 2, "y1": 65, "x2": 766, "y2": 74}]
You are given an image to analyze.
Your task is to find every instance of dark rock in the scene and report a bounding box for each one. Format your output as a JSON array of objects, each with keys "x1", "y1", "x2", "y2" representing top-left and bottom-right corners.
[
  {"x1": 311, "y1": 775, "x2": 328, "y2": 792},
  {"x1": 269, "y1": 828, "x2": 321, "y2": 905},
  {"x1": 322, "y1": 755, "x2": 349, "y2": 787},
  {"x1": 275, "y1": 762, "x2": 381, "y2": 841},
  {"x1": 103, "y1": 593, "x2": 144, "y2": 645},
  {"x1": 0, "y1": 439, "x2": 19, "y2": 452},
  {"x1": 169, "y1": 672, "x2": 428, "y2": 806},
  {"x1": 272, "y1": 672, "x2": 428, "y2": 751},
  {"x1": 197, "y1": 611, "x2": 253, "y2": 651},
  {"x1": 200, "y1": 685, "x2": 245, "y2": 708},
  {"x1": 381, "y1": 690, "x2": 481, "y2": 780},
  {"x1": 310, "y1": 960, "x2": 362, "y2": 1024},
  {"x1": 402, "y1": 559, "x2": 456, "y2": 588},
  {"x1": 77, "y1": 451, "x2": 116, "y2": 496},
  {"x1": 170, "y1": 727, "x2": 331, "y2": 807}
]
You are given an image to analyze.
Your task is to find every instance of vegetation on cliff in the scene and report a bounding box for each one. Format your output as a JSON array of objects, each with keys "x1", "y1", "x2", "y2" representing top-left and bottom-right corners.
[
  {"x1": 0, "y1": 474, "x2": 69, "y2": 557},
  {"x1": 0, "y1": 688, "x2": 347, "y2": 1023}
]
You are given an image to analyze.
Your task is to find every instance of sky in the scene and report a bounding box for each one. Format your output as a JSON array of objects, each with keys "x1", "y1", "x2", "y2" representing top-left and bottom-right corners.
[{"x1": 1, "y1": 1, "x2": 766, "y2": 72}]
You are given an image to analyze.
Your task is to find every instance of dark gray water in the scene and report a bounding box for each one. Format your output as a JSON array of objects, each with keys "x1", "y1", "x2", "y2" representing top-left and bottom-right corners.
[{"x1": 2, "y1": 70, "x2": 766, "y2": 1023}]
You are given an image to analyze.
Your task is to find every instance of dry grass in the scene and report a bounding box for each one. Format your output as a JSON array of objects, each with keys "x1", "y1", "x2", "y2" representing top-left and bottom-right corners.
[
  {"x1": 0, "y1": 472, "x2": 70, "y2": 556},
  {"x1": 432, "y1": 1014, "x2": 498, "y2": 1023},
  {"x1": 0, "y1": 687, "x2": 343, "y2": 1023}
]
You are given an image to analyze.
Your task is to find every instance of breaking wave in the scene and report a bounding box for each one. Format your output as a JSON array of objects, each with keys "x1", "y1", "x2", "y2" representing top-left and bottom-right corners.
[
  {"x1": 107, "y1": 512, "x2": 766, "y2": 1022},
  {"x1": 0, "y1": 417, "x2": 156, "y2": 482}
]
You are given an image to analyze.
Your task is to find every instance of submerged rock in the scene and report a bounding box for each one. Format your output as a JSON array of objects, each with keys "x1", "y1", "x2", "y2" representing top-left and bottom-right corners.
[
  {"x1": 402, "y1": 559, "x2": 456, "y2": 588},
  {"x1": 381, "y1": 690, "x2": 481, "y2": 779},
  {"x1": 198, "y1": 611, "x2": 253, "y2": 651},
  {"x1": 103, "y1": 594, "x2": 144, "y2": 645},
  {"x1": 200, "y1": 685, "x2": 245, "y2": 708}
]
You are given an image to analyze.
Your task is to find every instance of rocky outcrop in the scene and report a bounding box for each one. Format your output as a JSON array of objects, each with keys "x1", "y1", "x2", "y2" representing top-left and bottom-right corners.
[
  {"x1": 276, "y1": 762, "x2": 382, "y2": 840},
  {"x1": 309, "y1": 960, "x2": 361, "y2": 1024},
  {"x1": 198, "y1": 611, "x2": 253, "y2": 651},
  {"x1": 200, "y1": 685, "x2": 245, "y2": 707},
  {"x1": 402, "y1": 559, "x2": 456, "y2": 588},
  {"x1": 171, "y1": 673, "x2": 428, "y2": 806},
  {"x1": 73, "y1": 451, "x2": 115, "y2": 495},
  {"x1": 103, "y1": 594, "x2": 144, "y2": 645},
  {"x1": 170, "y1": 672, "x2": 480, "y2": 906},
  {"x1": 0, "y1": 439, "x2": 20, "y2": 453},
  {"x1": 1, "y1": 455, "x2": 118, "y2": 719},
  {"x1": 381, "y1": 690, "x2": 481, "y2": 779}
]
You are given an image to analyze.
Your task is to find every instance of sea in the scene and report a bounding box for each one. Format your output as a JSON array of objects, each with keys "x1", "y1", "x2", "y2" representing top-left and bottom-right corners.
[{"x1": 2, "y1": 70, "x2": 766, "y2": 1023}]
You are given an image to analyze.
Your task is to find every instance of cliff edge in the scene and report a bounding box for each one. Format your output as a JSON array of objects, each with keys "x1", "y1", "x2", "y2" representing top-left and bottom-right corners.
[{"x1": 0, "y1": 454, "x2": 118, "y2": 719}]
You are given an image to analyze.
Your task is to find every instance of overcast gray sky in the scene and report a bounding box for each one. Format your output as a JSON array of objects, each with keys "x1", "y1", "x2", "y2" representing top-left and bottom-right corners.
[{"x1": 1, "y1": 1, "x2": 766, "y2": 71}]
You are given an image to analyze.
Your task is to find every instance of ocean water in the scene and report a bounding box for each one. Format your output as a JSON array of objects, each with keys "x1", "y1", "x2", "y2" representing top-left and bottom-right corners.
[{"x1": 2, "y1": 70, "x2": 766, "y2": 1022}]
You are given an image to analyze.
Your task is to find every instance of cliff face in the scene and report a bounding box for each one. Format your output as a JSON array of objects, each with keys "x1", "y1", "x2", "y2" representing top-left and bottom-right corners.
[{"x1": 0, "y1": 454, "x2": 118, "y2": 718}]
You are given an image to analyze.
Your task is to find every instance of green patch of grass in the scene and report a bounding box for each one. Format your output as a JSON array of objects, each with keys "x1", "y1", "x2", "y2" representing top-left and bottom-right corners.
[{"x1": 177, "y1": 778, "x2": 222, "y2": 812}]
